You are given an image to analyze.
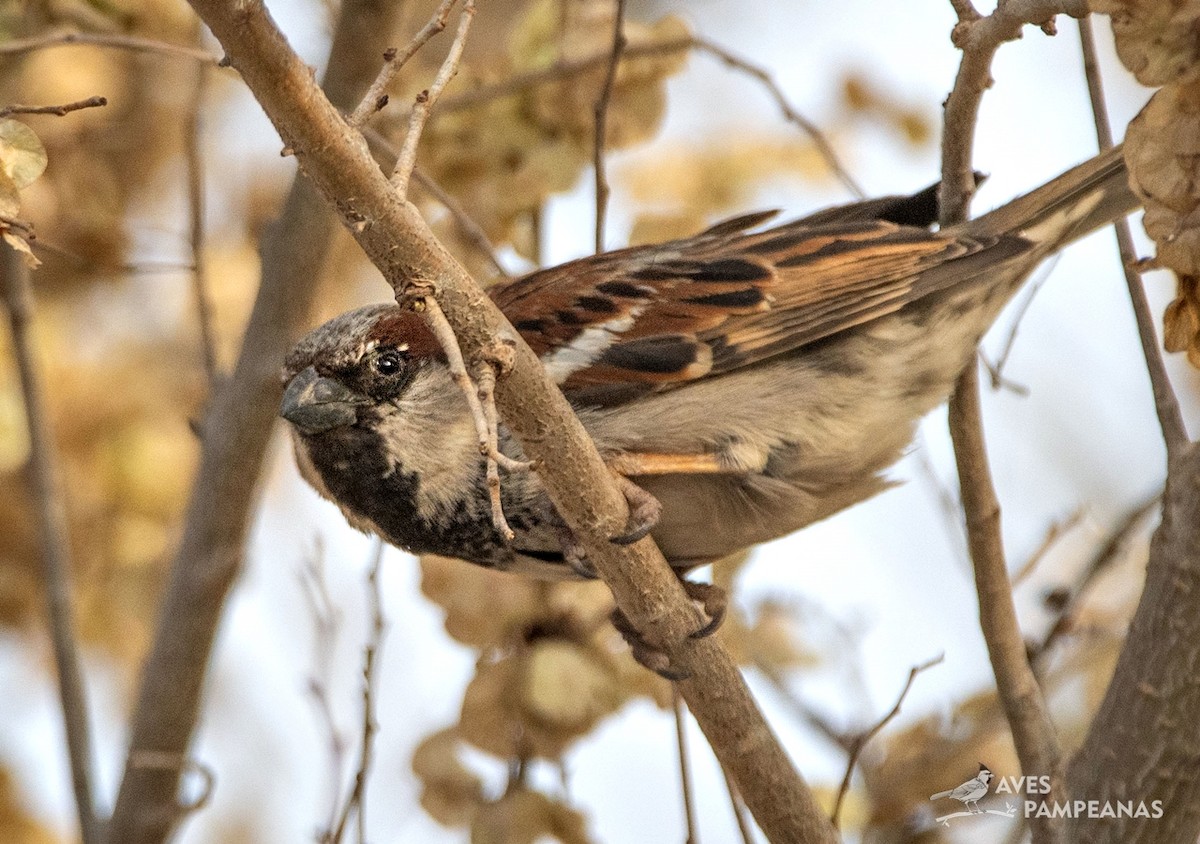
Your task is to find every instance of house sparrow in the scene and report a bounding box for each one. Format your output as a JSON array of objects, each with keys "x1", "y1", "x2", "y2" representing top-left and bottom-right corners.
[
  {"x1": 930, "y1": 764, "x2": 994, "y2": 813},
  {"x1": 282, "y1": 147, "x2": 1136, "y2": 583}
]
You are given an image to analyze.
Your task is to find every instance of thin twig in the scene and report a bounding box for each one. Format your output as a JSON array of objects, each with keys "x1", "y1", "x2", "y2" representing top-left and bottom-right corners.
[
  {"x1": 328, "y1": 540, "x2": 386, "y2": 843},
  {"x1": 0, "y1": 96, "x2": 108, "y2": 118},
  {"x1": 347, "y1": 0, "x2": 458, "y2": 128},
  {"x1": 757, "y1": 661, "x2": 853, "y2": 752},
  {"x1": 299, "y1": 540, "x2": 351, "y2": 837},
  {"x1": 1011, "y1": 507, "x2": 1085, "y2": 587},
  {"x1": 913, "y1": 430, "x2": 968, "y2": 563},
  {"x1": 0, "y1": 30, "x2": 219, "y2": 63},
  {"x1": 692, "y1": 36, "x2": 864, "y2": 198},
  {"x1": 979, "y1": 258, "x2": 1058, "y2": 394},
  {"x1": 411, "y1": 167, "x2": 508, "y2": 279},
  {"x1": 360, "y1": 124, "x2": 508, "y2": 278},
  {"x1": 1031, "y1": 490, "x2": 1162, "y2": 666},
  {"x1": 415, "y1": 295, "x2": 530, "y2": 539},
  {"x1": 391, "y1": 0, "x2": 475, "y2": 196},
  {"x1": 672, "y1": 688, "x2": 698, "y2": 844},
  {"x1": 433, "y1": 35, "x2": 863, "y2": 198},
  {"x1": 184, "y1": 64, "x2": 219, "y2": 385},
  {"x1": 0, "y1": 245, "x2": 99, "y2": 844},
  {"x1": 593, "y1": 0, "x2": 627, "y2": 253},
  {"x1": 830, "y1": 654, "x2": 944, "y2": 829},
  {"x1": 1077, "y1": 16, "x2": 1189, "y2": 456},
  {"x1": 720, "y1": 764, "x2": 755, "y2": 844},
  {"x1": 474, "y1": 362, "x2": 515, "y2": 541}
]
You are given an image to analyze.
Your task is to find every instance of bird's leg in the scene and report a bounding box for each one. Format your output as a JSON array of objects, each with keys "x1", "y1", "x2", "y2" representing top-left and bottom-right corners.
[{"x1": 537, "y1": 499, "x2": 598, "y2": 579}]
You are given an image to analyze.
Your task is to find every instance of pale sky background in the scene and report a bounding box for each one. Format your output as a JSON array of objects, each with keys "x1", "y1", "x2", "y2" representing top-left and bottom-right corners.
[{"x1": 3, "y1": 1, "x2": 1196, "y2": 843}]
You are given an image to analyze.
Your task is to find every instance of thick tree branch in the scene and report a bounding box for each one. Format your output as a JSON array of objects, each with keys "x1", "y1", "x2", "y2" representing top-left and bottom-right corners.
[
  {"x1": 1, "y1": 246, "x2": 100, "y2": 844},
  {"x1": 180, "y1": 1, "x2": 836, "y2": 841},
  {"x1": 105, "y1": 2, "x2": 411, "y2": 842},
  {"x1": 1066, "y1": 445, "x2": 1200, "y2": 843}
]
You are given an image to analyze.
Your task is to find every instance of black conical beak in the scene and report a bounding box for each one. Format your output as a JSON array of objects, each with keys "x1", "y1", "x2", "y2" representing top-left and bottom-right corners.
[{"x1": 281, "y1": 366, "x2": 363, "y2": 435}]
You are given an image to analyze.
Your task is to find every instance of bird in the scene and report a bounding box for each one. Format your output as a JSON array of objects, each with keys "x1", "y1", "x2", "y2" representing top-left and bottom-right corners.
[
  {"x1": 930, "y1": 764, "x2": 994, "y2": 813},
  {"x1": 281, "y1": 147, "x2": 1137, "y2": 596}
]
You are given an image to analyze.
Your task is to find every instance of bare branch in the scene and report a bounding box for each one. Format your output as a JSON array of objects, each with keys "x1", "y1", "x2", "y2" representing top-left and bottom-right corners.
[
  {"x1": 433, "y1": 34, "x2": 863, "y2": 198},
  {"x1": 299, "y1": 541, "x2": 351, "y2": 836},
  {"x1": 939, "y1": 0, "x2": 1089, "y2": 222},
  {"x1": 949, "y1": 366, "x2": 1063, "y2": 842},
  {"x1": 0, "y1": 95, "x2": 107, "y2": 118},
  {"x1": 411, "y1": 167, "x2": 508, "y2": 279},
  {"x1": 414, "y1": 294, "x2": 530, "y2": 539},
  {"x1": 327, "y1": 541, "x2": 386, "y2": 844},
  {"x1": 391, "y1": 0, "x2": 476, "y2": 196},
  {"x1": 105, "y1": 1, "x2": 411, "y2": 839},
  {"x1": 347, "y1": 0, "x2": 459, "y2": 128},
  {"x1": 361, "y1": 125, "x2": 509, "y2": 279},
  {"x1": 979, "y1": 257, "x2": 1058, "y2": 394},
  {"x1": 939, "y1": 5, "x2": 1083, "y2": 842},
  {"x1": 672, "y1": 689, "x2": 698, "y2": 844},
  {"x1": 830, "y1": 655, "x2": 943, "y2": 829},
  {"x1": 184, "y1": 65, "x2": 218, "y2": 385},
  {"x1": 0, "y1": 30, "x2": 218, "y2": 63},
  {"x1": 180, "y1": 0, "x2": 841, "y2": 838},
  {"x1": 1077, "y1": 16, "x2": 1188, "y2": 455},
  {"x1": 1031, "y1": 491, "x2": 1161, "y2": 666},
  {"x1": 593, "y1": 0, "x2": 627, "y2": 253},
  {"x1": 1, "y1": 246, "x2": 99, "y2": 844},
  {"x1": 1011, "y1": 507, "x2": 1085, "y2": 588}
]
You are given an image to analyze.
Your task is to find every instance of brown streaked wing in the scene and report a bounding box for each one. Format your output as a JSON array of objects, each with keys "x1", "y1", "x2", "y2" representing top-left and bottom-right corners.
[{"x1": 489, "y1": 215, "x2": 1031, "y2": 401}]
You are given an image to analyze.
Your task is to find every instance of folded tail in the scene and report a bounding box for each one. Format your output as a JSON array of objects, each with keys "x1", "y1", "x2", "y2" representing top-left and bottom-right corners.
[{"x1": 965, "y1": 144, "x2": 1138, "y2": 253}]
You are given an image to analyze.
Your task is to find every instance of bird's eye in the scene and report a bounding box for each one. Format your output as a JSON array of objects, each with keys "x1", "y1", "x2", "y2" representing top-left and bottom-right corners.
[{"x1": 374, "y1": 349, "x2": 403, "y2": 375}]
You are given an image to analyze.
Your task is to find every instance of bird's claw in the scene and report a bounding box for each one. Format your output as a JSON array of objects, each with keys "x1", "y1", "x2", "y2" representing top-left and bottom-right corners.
[
  {"x1": 608, "y1": 474, "x2": 662, "y2": 545},
  {"x1": 609, "y1": 578, "x2": 728, "y2": 679}
]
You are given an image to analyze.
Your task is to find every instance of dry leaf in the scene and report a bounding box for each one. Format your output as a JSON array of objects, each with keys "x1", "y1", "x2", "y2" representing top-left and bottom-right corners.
[
  {"x1": 1164, "y1": 274, "x2": 1200, "y2": 366},
  {"x1": 520, "y1": 639, "x2": 622, "y2": 738},
  {"x1": 1, "y1": 230, "x2": 39, "y2": 268},
  {"x1": 412, "y1": 728, "x2": 485, "y2": 827},
  {"x1": 1091, "y1": 0, "x2": 1200, "y2": 87},
  {"x1": 0, "y1": 169, "x2": 21, "y2": 218},
  {"x1": 471, "y1": 787, "x2": 592, "y2": 844},
  {"x1": 0, "y1": 120, "x2": 47, "y2": 190}
]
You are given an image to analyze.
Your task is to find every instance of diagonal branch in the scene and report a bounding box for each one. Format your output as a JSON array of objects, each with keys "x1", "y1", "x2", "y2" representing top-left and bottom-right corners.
[
  {"x1": 105, "y1": 2, "x2": 411, "y2": 841},
  {"x1": 181, "y1": 1, "x2": 837, "y2": 841},
  {"x1": 1076, "y1": 17, "x2": 1187, "y2": 456},
  {"x1": 1, "y1": 246, "x2": 100, "y2": 844},
  {"x1": 592, "y1": 0, "x2": 627, "y2": 253}
]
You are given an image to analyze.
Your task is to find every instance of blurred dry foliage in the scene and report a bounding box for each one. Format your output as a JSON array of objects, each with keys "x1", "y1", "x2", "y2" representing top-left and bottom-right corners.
[
  {"x1": 0, "y1": 0, "x2": 1180, "y2": 842},
  {"x1": 1098, "y1": 0, "x2": 1200, "y2": 366}
]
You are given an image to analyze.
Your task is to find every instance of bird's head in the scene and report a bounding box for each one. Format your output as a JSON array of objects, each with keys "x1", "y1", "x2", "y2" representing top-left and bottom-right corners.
[
  {"x1": 978, "y1": 763, "x2": 993, "y2": 782},
  {"x1": 280, "y1": 304, "x2": 446, "y2": 437}
]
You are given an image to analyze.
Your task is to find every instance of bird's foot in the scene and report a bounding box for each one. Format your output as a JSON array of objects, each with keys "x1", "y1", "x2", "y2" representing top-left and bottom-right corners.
[
  {"x1": 608, "y1": 473, "x2": 662, "y2": 545},
  {"x1": 610, "y1": 577, "x2": 728, "y2": 680}
]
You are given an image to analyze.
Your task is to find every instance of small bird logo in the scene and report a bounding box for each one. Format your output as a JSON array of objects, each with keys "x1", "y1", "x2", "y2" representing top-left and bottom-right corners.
[{"x1": 930, "y1": 764, "x2": 993, "y2": 813}]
